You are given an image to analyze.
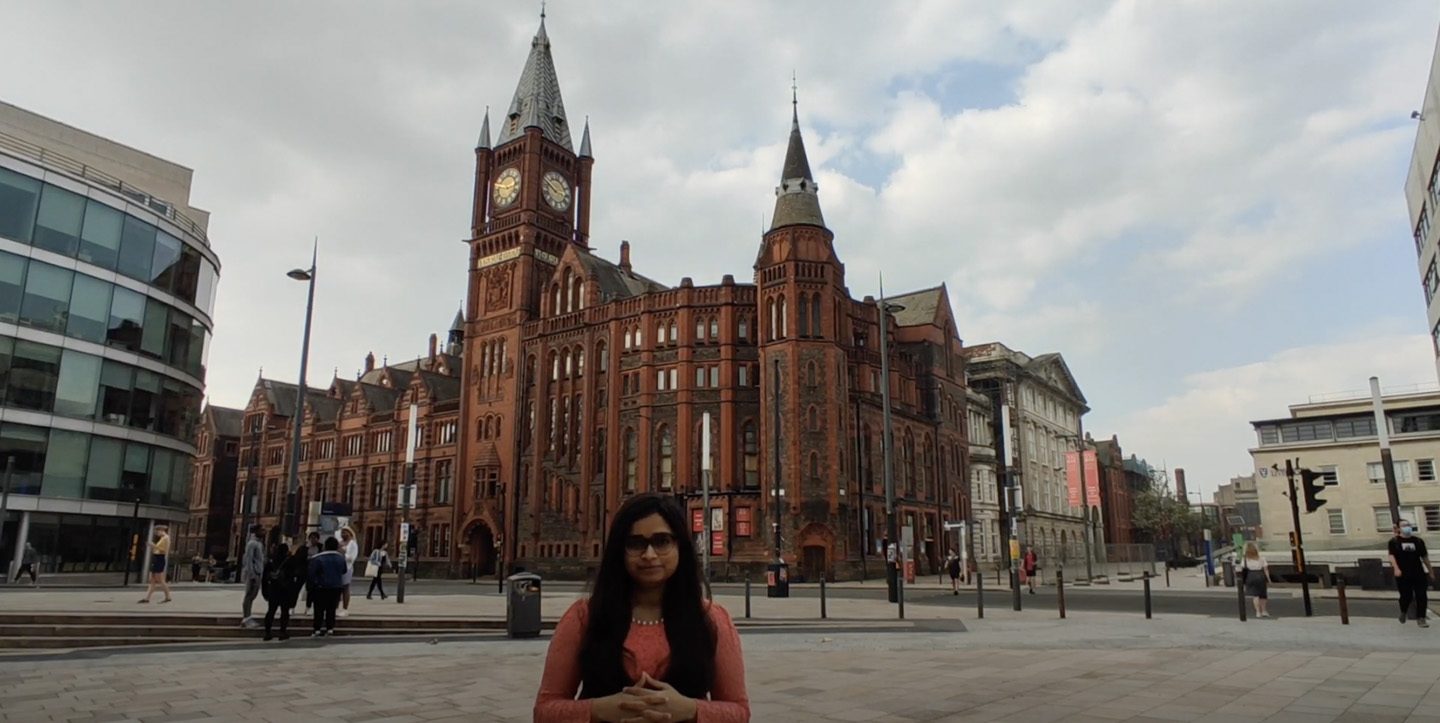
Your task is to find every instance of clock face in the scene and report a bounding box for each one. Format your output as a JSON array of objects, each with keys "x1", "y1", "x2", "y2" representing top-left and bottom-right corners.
[
  {"x1": 541, "y1": 171, "x2": 572, "y2": 212},
  {"x1": 492, "y1": 168, "x2": 521, "y2": 208}
]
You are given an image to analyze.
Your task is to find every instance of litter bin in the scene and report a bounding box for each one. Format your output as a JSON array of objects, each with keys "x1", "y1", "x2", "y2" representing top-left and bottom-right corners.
[
  {"x1": 1222, "y1": 560, "x2": 1235, "y2": 587},
  {"x1": 766, "y1": 562, "x2": 789, "y2": 598},
  {"x1": 506, "y1": 572, "x2": 542, "y2": 638}
]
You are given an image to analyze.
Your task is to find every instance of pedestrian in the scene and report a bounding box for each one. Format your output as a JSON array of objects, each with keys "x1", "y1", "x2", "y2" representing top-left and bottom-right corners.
[
  {"x1": 191, "y1": 555, "x2": 202, "y2": 582},
  {"x1": 303, "y1": 531, "x2": 321, "y2": 611},
  {"x1": 262, "y1": 540, "x2": 307, "y2": 641},
  {"x1": 946, "y1": 549, "x2": 962, "y2": 595},
  {"x1": 366, "y1": 543, "x2": 393, "y2": 600},
  {"x1": 202, "y1": 554, "x2": 215, "y2": 583},
  {"x1": 338, "y1": 527, "x2": 359, "y2": 617},
  {"x1": 1389, "y1": 520, "x2": 1435, "y2": 628},
  {"x1": 138, "y1": 524, "x2": 172, "y2": 603},
  {"x1": 1240, "y1": 542, "x2": 1270, "y2": 618},
  {"x1": 534, "y1": 493, "x2": 749, "y2": 722},
  {"x1": 1023, "y1": 547, "x2": 1039, "y2": 594},
  {"x1": 308, "y1": 536, "x2": 348, "y2": 637},
  {"x1": 240, "y1": 525, "x2": 265, "y2": 629},
  {"x1": 14, "y1": 542, "x2": 38, "y2": 585}
]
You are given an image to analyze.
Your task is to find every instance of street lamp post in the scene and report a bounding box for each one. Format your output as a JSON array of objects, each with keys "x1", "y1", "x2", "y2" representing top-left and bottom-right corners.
[
  {"x1": 876, "y1": 284, "x2": 905, "y2": 612},
  {"x1": 280, "y1": 242, "x2": 317, "y2": 541}
]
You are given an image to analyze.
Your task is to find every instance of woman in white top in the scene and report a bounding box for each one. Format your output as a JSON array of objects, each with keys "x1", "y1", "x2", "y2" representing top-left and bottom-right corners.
[
  {"x1": 1241, "y1": 542, "x2": 1270, "y2": 618},
  {"x1": 339, "y1": 528, "x2": 359, "y2": 617}
]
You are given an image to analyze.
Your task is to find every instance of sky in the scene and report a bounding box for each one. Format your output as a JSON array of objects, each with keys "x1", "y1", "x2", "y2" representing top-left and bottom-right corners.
[{"x1": 2, "y1": 1, "x2": 1438, "y2": 499}]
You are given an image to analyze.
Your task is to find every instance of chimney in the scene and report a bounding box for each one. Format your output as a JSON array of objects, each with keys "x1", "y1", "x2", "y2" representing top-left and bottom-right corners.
[
  {"x1": 619, "y1": 240, "x2": 631, "y2": 272},
  {"x1": 364, "y1": 352, "x2": 375, "y2": 373},
  {"x1": 1174, "y1": 468, "x2": 1187, "y2": 502},
  {"x1": 428, "y1": 334, "x2": 438, "y2": 364}
]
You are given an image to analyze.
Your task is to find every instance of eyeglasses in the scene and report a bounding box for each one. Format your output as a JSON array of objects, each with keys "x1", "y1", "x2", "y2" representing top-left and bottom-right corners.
[{"x1": 624, "y1": 533, "x2": 676, "y2": 555}]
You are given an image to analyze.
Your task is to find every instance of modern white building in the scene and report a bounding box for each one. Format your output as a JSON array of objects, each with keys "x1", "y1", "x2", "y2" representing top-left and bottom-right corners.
[
  {"x1": 1249, "y1": 388, "x2": 1440, "y2": 552},
  {"x1": 1406, "y1": 24, "x2": 1440, "y2": 382}
]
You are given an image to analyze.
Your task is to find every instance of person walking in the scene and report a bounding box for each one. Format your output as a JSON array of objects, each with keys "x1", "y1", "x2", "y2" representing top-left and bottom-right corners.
[
  {"x1": 240, "y1": 525, "x2": 265, "y2": 628},
  {"x1": 339, "y1": 528, "x2": 358, "y2": 617},
  {"x1": 1240, "y1": 542, "x2": 1270, "y2": 618},
  {"x1": 366, "y1": 543, "x2": 393, "y2": 600},
  {"x1": 14, "y1": 542, "x2": 38, "y2": 585},
  {"x1": 535, "y1": 493, "x2": 749, "y2": 722},
  {"x1": 1022, "y1": 547, "x2": 1039, "y2": 594},
  {"x1": 1390, "y1": 520, "x2": 1435, "y2": 627},
  {"x1": 139, "y1": 524, "x2": 172, "y2": 603},
  {"x1": 202, "y1": 554, "x2": 215, "y2": 583},
  {"x1": 308, "y1": 537, "x2": 348, "y2": 637},
  {"x1": 945, "y1": 549, "x2": 962, "y2": 595}
]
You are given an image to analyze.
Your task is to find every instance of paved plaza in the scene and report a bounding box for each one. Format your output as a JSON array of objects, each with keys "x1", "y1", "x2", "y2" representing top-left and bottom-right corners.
[{"x1": 5, "y1": 588, "x2": 1440, "y2": 722}]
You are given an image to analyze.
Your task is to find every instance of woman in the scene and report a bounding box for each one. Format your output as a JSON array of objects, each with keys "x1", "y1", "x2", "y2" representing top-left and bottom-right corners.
[
  {"x1": 946, "y1": 550, "x2": 962, "y2": 595},
  {"x1": 1241, "y1": 542, "x2": 1270, "y2": 618},
  {"x1": 139, "y1": 524, "x2": 172, "y2": 604},
  {"x1": 535, "y1": 494, "x2": 749, "y2": 722},
  {"x1": 1022, "y1": 547, "x2": 1038, "y2": 594},
  {"x1": 339, "y1": 528, "x2": 359, "y2": 617},
  {"x1": 366, "y1": 543, "x2": 393, "y2": 600},
  {"x1": 262, "y1": 540, "x2": 308, "y2": 641}
]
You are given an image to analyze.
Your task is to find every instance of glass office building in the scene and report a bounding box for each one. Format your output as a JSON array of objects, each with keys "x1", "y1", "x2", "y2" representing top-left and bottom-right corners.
[{"x1": 0, "y1": 102, "x2": 218, "y2": 577}]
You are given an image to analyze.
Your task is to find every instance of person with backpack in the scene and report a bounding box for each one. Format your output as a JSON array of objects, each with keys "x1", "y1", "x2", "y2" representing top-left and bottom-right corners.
[
  {"x1": 261, "y1": 540, "x2": 307, "y2": 641},
  {"x1": 308, "y1": 537, "x2": 348, "y2": 637}
]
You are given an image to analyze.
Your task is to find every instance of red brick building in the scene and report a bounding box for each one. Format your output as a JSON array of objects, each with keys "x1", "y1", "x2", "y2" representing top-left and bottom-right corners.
[
  {"x1": 1092, "y1": 436, "x2": 1137, "y2": 547},
  {"x1": 195, "y1": 18, "x2": 971, "y2": 580},
  {"x1": 175, "y1": 404, "x2": 242, "y2": 561}
]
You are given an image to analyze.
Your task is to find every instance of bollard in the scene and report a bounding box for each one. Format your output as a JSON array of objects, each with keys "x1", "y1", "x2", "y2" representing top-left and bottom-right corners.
[
  {"x1": 1236, "y1": 572, "x2": 1247, "y2": 622},
  {"x1": 820, "y1": 576, "x2": 827, "y2": 620},
  {"x1": 1057, "y1": 569, "x2": 1066, "y2": 619},
  {"x1": 1337, "y1": 577, "x2": 1349, "y2": 625},
  {"x1": 976, "y1": 571, "x2": 984, "y2": 619},
  {"x1": 745, "y1": 574, "x2": 751, "y2": 619},
  {"x1": 1143, "y1": 572, "x2": 1153, "y2": 620},
  {"x1": 898, "y1": 575, "x2": 905, "y2": 620},
  {"x1": 1164, "y1": 564, "x2": 1170, "y2": 588}
]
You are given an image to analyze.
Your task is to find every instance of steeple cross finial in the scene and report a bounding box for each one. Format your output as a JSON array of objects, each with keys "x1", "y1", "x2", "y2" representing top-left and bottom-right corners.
[
  {"x1": 540, "y1": 0, "x2": 546, "y2": 20},
  {"x1": 791, "y1": 71, "x2": 799, "y2": 126}
]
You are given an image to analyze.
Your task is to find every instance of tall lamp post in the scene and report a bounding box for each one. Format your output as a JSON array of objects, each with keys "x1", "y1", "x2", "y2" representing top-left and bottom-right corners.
[
  {"x1": 875, "y1": 284, "x2": 905, "y2": 610},
  {"x1": 280, "y1": 242, "x2": 317, "y2": 541}
]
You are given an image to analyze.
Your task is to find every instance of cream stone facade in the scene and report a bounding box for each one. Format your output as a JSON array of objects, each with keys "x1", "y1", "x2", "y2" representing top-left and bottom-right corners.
[
  {"x1": 1250, "y1": 389, "x2": 1440, "y2": 552},
  {"x1": 1406, "y1": 25, "x2": 1440, "y2": 382}
]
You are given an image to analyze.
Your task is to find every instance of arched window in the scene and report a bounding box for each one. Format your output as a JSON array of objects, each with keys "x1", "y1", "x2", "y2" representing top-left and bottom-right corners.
[
  {"x1": 596, "y1": 341, "x2": 608, "y2": 372},
  {"x1": 656, "y1": 425, "x2": 673, "y2": 490},
  {"x1": 798, "y1": 294, "x2": 810, "y2": 337},
  {"x1": 709, "y1": 317, "x2": 719, "y2": 339},
  {"x1": 550, "y1": 352, "x2": 559, "y2": 381},
  {"x1": 767, "y1": 299, "x2": 777, "y2": 341},
  {"x1": 552, "y1": 284, "x2": 561, "y2": 317},
  {"x1": 779, "y1": 295, "x2": 788, "y2": 338},
  {"x1": 696, "y1": 318, "x2": 706, "y2": 342},
  {"x1": 570, "y1": 394, "x2": 582, "y2": 465},
  {"x1": 575, "y1": 347, "x2": 585, "y2": 377},
  {"x1": 693, "y1": 420, "x2": 717, "y2": 487},
  {"x1": 624, "y1": 429, "x2": 638, "y2": 492},
  {"x1": 558, "y1": 398, "x2": 570, "y2": 456},
  {"x1": 563, "y1": 268, "x2": 573, "y2": 313},
  {"x1": 668, "y1": 321, "x2": 677, "y2": 344},
  {"x1": 807, "y1": 406, "x2": 819, "y2": 431},
  {"x1": 657, "y1": 321, "x2": 667, "y2": 344},
  {"x1": 862, "y1": 423, "x2": 874, "y2": 488},
  {"x1": 634, "y1": 326, "x2": 643, "y2": 346},
  {"x1": 481, "y1": 344, "x2": 491, "y2": 378},
  {"x1": 624, "y1": 329, "x2": 633, "y2": 350},
  {"x1": 594, "y1": 427, "x2": 606, "y2": 476},
  {"x1": 562, "y1": 349, "x2": 572, "y2": 378},
  {"x1": 741, "y1": 421, "x2": 759, "y2": 489},
  {"x1": 497, "y1": 339, "x2": 506, "y2": 374},
  {"x1": 903, "y1": 431, "x2": 916, "y2": 496},
  {"x1": 738, "y1": 317, "x2": 750, "y2": 342},
  {"x1": 810, "y1": 293, "x2": 822, "y2": 338}
]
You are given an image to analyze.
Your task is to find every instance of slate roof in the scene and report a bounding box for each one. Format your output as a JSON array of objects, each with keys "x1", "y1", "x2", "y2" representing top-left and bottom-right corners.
[
  {"x1": 770, "y1": 103, "x2": 825, "y2": 230},
  {"x1": 496, "y1": 17, "x2": 573, "y2": 151},
  {"x1": 209, "y1": 406, "x2": 244, "y2": 438},
  {"x1": 575, "y1": 247, "x2": 667, "y2": 302},
  {"x1": 887, "y1": 285, "x2": 944, "y2": 327},
  {"x1": 418, "y1": 371, "x2": 461, "y2": 403},
  {"x1": 360, "y1": 383, "x2": 399, "y2": 414}
]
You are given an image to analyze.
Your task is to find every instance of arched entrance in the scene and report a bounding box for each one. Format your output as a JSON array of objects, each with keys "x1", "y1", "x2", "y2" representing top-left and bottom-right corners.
[
  {"x1": 466, "y1": 522, "x2": 496, "y2": 577},
  {"x1": 798, "y1": 523, "x2": 834, "y2": 583}
]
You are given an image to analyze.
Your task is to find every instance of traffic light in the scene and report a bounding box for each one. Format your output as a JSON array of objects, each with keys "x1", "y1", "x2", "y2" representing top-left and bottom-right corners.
[{"x1": 1298, "y1": 468, "x2": 1328, "y2": 513}]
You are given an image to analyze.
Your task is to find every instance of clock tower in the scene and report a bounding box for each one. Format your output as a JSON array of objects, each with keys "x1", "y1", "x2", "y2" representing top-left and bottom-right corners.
[{"x1": 457, "y1": 12, "x2": 592, "y2": 578}]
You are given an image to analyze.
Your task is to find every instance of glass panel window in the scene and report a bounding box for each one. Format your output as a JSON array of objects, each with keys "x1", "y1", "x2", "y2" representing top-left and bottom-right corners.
[
  {"x1": 32, "y1": 184, "x2": 85, "y2": 257},
  {"x1": 149, "y1": 448, "x2": 174, "y2": 506},
  {"x1": 166, "y1": 307, "x2": 191, "y2": 368},
  {"x1": 1396, "y1": 460, "x2": 1413, "y2": 484},
  {"x1": 0, "y1": 422, "x2": 47, "y2": 495},
  {"x1": 1368, "y1": 462, "x2": 1385, "y2": 484},
  {"x1": 66, "y1": 273, "x2": 111, "y2": 343},
  {"x1": 53, "y1": 350, "x2": 101, "y2": 418},
  {"x1": 0, "y1": 336, "x2": 13, "y2": 405},
  {"x1": 107, "y1": 287, "x2": 146, "y2": 352},
  {"x1": 174, "y1": 246, "x2": 201, "y2": 305},
  {"x1": 141, "y1": 298, "x2": 168, "y2": 358},
  {"x1": 187, "y1": 319, "x2": 206, "y2": 378},
  {"x1": 117, "y1": 215, "x2": 156, "y2": 281},
  {"x1": 42, "y1": 429, "x2": 89, "y2": 499},
  {"x1": 0, "y1": 251, "x2": 25, "y2": 323},
  {"x1": 150, "y1": 231, "x2": 182, "y2": 291},
  {"x1": 129, "y1": 369, "x2": 159, "y2": 431},
  {"x1": 1334, "y1": 417, "x2": 1376, "y2": 439},
  {"x1": 121, "y1": 442, "x2": 151, "y2": 500},
  {"x1": 79, "y1": 200, "x2": 123, "y2": 270},
  {"x1": 0, "y1": 168, "x2": 41, "y2": 244},
  {"x1": 196, "y1": 259, "x2": 217, "y2": 316},
  {"x1": 1327, "y1": 509, "x2": 1345, "y2": 535},
  {"x1": 7, "y1": 340, "x2": 60, "y2": 411},
  {"x1": 18, "y1": 261, "x2": 72, "y2": 333}
]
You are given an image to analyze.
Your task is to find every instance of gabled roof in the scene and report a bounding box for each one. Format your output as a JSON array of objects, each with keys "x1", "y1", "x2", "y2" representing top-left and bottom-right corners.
[
  {"x1": 360, "y1": 383, "x2": 399, "y2": 414},
  {"x1": 1026, "y1": 353, "x2": 1088, "y2": 407},
  {"x1": 260, "y1": 379, "x2": 341, "y2": 421},
  {"x1": 888, "y1": 285, "x2": 945, "y2": 328},
  {"x1": 208, "y1": 405, "x2": 244, "y2": 438},
  {"x1": 417, "y1": 371, "x2": 461, "y2": 403},
  {"x1": 496, "y1": 17, "x2": 573, "y2": 151},
  {"x1": 573, "y1": 246, "x2": 667, "y2": 303}
]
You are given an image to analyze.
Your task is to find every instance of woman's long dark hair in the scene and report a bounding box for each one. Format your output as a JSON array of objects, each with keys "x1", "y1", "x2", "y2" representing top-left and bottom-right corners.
[{"x1": 578, "y1": 493, "x2": 716, "y2": 699}]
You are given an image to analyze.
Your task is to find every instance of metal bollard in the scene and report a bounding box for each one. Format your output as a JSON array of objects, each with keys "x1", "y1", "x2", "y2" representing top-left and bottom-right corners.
[
  {"x1": 745, "y1": 574, "x2": 751, "y2": 619},
  {"x1": 897, "y1": 575, "x2": 905, "y2": 620},
  {"x1": 1164, "y1": 565, "x2": 1170, "y2": 588},
  {"x1": 976, "y1": 571, "x2": 984, "y2": 619},
  {"x1": 820, "y1": 576, "x2": 827, "y2": 620},
  {"x1": 1236, "y1": 573, "x2": 1247, "y2": 622},
  {"x1": 1143, "y1": 572, "x2": 1153, "y2": 620},
  {"x1": 1057, "y1": 569, "x2": 1066, "y2": 619},
  {"x1": 1337, "y1": 577, "x2": 1349, "y2": 625}
]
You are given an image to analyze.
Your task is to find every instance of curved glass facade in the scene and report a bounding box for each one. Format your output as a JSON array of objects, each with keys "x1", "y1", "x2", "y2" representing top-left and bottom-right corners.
[{"x1": 0, "y1": 159, "x2": 215, "y2": 513}]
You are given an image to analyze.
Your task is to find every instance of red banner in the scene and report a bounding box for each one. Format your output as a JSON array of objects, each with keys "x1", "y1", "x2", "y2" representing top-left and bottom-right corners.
[
  {"x1": 711, "y1": 531, "x2": 725, "y2": 555},
  {"x1": 1084, "y1": 449, "x2": 1101, "y2": 508},
  {"x1": 691, "y1": 509, "x2": 704, "y2": 533},
  {"x1": 1065, "y1": 451, "x2": 1083, "y2": 507}
]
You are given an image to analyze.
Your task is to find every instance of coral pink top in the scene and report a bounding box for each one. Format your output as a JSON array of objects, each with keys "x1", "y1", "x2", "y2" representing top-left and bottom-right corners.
[{"x1": 534, "y1": 599, "x2": 750, "y2": 722}]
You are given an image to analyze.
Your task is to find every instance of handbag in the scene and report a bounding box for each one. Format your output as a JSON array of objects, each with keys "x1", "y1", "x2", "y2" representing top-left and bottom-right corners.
[{"x1": 364, "y1": 561, "x2": 380, "y2": 578}]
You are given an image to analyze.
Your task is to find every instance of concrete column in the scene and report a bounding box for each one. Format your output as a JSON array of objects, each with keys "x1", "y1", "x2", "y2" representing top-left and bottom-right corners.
[{"x1": 7, "y1": 511, "x2": 30, "y2": 582}]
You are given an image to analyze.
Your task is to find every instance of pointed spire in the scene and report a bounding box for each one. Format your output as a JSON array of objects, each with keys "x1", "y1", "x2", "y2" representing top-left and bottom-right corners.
[
  {"x1": 450, "y1": 309, "x2": 465, "y2": 333},
  {"x1": 578, "y1": 116, "x2": 592, "y2": 158},
  {"x1": 497, "y1": 12, "x2": 573, "y2": 150},
  {"x1": 770, "y1": 79, "x2": 824, "y2": 231},
  {"x1": 477, "y1": 106, "x2": 491, "y2": 150}
]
